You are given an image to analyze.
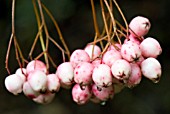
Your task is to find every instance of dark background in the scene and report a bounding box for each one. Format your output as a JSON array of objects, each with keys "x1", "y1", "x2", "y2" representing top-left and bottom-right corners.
[{"x1": 0, "y1": 0, "x2": 170, "y2": 114}]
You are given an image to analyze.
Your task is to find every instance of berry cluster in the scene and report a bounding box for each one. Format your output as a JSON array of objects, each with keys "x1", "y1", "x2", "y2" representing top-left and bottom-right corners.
[
  {"x1": 4, "y1": 16, "x2": 162, "y2": 105},
  {"x1": 5, "y1": 60, "x2": 60, "y2": 104}
]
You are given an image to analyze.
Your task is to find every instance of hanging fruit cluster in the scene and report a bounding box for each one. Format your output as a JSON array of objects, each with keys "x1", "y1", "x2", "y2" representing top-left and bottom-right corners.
[{"x1": 4, "y1": 0, "x2": 162, "y2": 105}]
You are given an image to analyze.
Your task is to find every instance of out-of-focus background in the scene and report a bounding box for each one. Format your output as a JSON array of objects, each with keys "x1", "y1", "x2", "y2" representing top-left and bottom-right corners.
[{"x1": 0, "y1": 0, "x2": 170, "y2": 114}]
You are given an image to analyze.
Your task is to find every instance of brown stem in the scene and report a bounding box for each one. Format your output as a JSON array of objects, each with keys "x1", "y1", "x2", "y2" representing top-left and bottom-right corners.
[
  {"x1": 5, "y1": 0, "x2": 16, "y2": 74},
  {"x1": 113, "y1": 0, "x2": 129, "y2": 36},
  {"x1": 41, "y1": 3, "x2": 70, "y2": 59},
  {"x1": 90, "y1": 0, "x2": 100, "y2": 37},
  {"x1": 100, "y1": 0, "x2": 111, "y2": 42}
]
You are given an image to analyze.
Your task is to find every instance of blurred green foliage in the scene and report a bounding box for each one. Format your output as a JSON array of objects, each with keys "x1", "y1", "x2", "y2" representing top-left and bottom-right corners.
[{"x1": 0, "y1": 0, "x2": 170, "y2": 114}]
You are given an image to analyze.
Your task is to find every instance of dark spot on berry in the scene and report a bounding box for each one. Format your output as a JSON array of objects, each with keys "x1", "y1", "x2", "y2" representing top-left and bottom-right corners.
[
  {"x1": 97, "y1": 86, "x2": 102, "y2": 91},
  {"x1": 76, "y1": 71, "x2": 78, "y2": 74}
]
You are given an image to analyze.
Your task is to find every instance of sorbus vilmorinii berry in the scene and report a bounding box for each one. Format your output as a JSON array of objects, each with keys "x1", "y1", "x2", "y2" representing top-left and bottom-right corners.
[
  {"x1": 141, "y1": 57, "x2": 162, "y2": 83},
  {"x1": 56, "y1": 62, "x2": 74, "y2": 89},
  {"x1": 92, "y1": 64, "x2": 112, "y2": 88},
  {"x1": 129, "y1": 16, "x2": 151, "y2": 37},
  {"x1": 5, "y1": 74, "x2": 24, "y2": 95}
]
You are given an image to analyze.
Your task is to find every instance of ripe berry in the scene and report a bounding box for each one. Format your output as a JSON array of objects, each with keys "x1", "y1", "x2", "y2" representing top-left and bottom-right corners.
[
  {"x1": 126, "y1": 63, "x2": 142, "y2": 88},
  {"x1": 121, "y1": 40, "x2": 141, "y2": 62},
  {"x1": 92, "y1": 64, "x2": 112, "y2": 87},
  {"x1": 5, "y1": 74, "x2": 24, "y2": 95},
  {"x1": 27, "y1": 70, "x2": 47, "y2": 93},
  {"x1": 47, "y1": 74, "x2": 60, "y2": 93},
  {"x1": 72, "y1": 84, "x2": 92, "y2": 105},
  {"x1": 33, "y1": 92, "x2": 55, "y2": 104},
  {"x1": 26, "y1": 60, "x2": 47, "y2": 74},
  {"x1": 91, "y1": 58, "x2": 102, "y2": 68},
  {"x1": 70, "y1": 49, "x2": 90, "y2": 68},
  {"x1": 129, "y1": 16, "x2": 151, "y2": 37},
  {"x1": 15, "y1": 68, "x2": 27, "y2": 82},
  {"x1": 124, "y1": 34, "x2": 144, "y2": 45},
  {"x1": 84, "y1": 44, "x2": 101, "y2": 60},
  {"x1": 141, "y1": 57, "x2": 162, "y2": 83},
  {"x1": 56, "y1": 62, "x2": 74, "y2": 89},
  {"x1": 111, "y1": 59, "x2": 131, "y2": 83},
  {"x1": 102, "y1": 50, "x2": 122, "y2": 67},
  {"x1": 140, "y1": 37, "x2": 162, "y2": 58},
  {"x1": 74, "y1": 62, "x2": 94, "y2": 85},
  {"x1": 23, "y1": 81, "x2": 40, "y2": 99},
  {"x1": 92, "y1": 84, "x2": 114, "y2": 101}
]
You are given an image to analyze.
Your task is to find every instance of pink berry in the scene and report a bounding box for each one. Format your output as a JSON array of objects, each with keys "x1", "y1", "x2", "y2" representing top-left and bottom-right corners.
[
  {"x1": 121, "y1": 40, "x2": 142, "y2": 62},
  {"x1": 23, "y1": 81, "x2": 40, "y2": 99},
  {"x1": 91, "y1": 58, "x2": 102, "y2": 68},
  {"x1": 72, "y1": 84, "x2": 92, "y2": 105},
  {"x1": 84, "y1": 44, "x2": 101, "y2": 60},
  {"x1": 74, "y1": 62, "x2": 94, "y2": 85},
  {"x1": 126, "y1": 63, "x2": 142, "y2": 88},
  {"x1": 92, "y1": 64, "x2": 112, "y2": 87},
  {"x1": 141, "y1": 57, "x2": 162, "y2": 83},
  {"x1": 92, "y1": 84, "x2": 114, "y2": 101},
  {"x1": 124, "y1": 34, "x2": 144, "y2": 45},
  {"x1": 102, "y1": 50, "x2": 122, "y2": 67},
  {"x1": 33, "y1": 92, "x2": 55, "y2": 104},
  {"x1": 129, "y1": 16, "x2": 151, "y2": 37},
  {"x1": 4, "y1": 74, "x2": 24, "y2": 95},
  {"x1": 47, "y1": 74, "x2": 60, "y2": 93},
  {"x1": 56, "y1": 62, "x2": 74, "y2": 89},
  {"x1": 26, "y1": 60, "x2": 47, "y2": 74},
  {"x1": 15, "y1": 68, "x2": 27, "y2": 82},
  {"x1": 140, "y1": 37, "x2": 162, "y2": 58},
  {"x1": 70, "y1": 49, "x2": 90, "y2": 68},
  {"x1": 27, "y1": 70, "x2": 47, "y2": 93},
  {"x1": 111, "y1": 59, "x2": 131, "y2": 83}
]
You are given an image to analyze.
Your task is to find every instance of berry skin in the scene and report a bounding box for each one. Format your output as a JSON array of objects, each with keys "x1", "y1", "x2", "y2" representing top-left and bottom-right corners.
[
  {"x1": 56, "y1": 62, "x2": 74, "y2": 89},
  {"x1": 74, "y1": 62, "x2": 94, "y2": 85},
  {"x1": 124, "y1": 34, "x2": 144, "y2": 45},
  {"x1": 5, "y1": 74, "x2": 24, "y2": 95},
  {"x1": 70, "y1": 49, "x2": 90, "y2": 68},
  {"x1": 47, "y1": 74, "x2": 60, "y2": 93},
  {"x1": 27, "y1": 70, "x2": 47, "y2": 93},
  {"x1": 91, "y1": 58, "x2": 102, "y2": 68},
  {"x1": 102, "y1": 50, "x2": 122, "y2": 67},
  {"x1": 92, "y1": 84, "x2": 114, "y2": 101},
  {"x1": 121, "y1": 40, "x2": 142, "y2": 62},
  {"x1": 92, "y1": 64, "x2": 112, "y2": 87},
  {"x1": 15, "y1": 68, "x2": 27, "y2": 82},
  {"x1": 23, "y1": 81, "x2": 40, "y2": 99},
  {"x1": 126, "y1": 63, "x2": 142, "y2": 88},
  {"x1": 26, "y1": 60, "x2": 47, "y2": 74},
  {"x1": 111, "y1": 59, "x2": 131, "y2": 83},
  {"x1": 140, "y1": 37, "x2": 162, "y2": 58},
  {"x1": 129, "y1": 16, "x2": 151, "y2": 37},
  {"x1": 33, "y1": 92, "x2": 55, "y2": 104},
  {"x1": 84, "y1": 44, "x2": 101, "y2": 60},
  {"x1": 141, "y1": 57, "x2": 162, "y2": 83},
  {"x1": 72, "y1": 84, "x2": 92, "y2": 105}
]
